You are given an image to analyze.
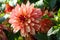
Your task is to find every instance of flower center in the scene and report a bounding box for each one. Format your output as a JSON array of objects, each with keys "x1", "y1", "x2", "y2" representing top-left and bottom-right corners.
[{"x1": 19, "y1": 15, "x2": 27, "y2": 22}]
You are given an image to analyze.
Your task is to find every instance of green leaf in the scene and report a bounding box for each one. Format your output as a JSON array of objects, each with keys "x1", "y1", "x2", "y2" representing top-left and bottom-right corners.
[
  {"x1": 0, "y1": 17, "x2": 5, "y2": 24},
  {"x1": 47, "y1": 27, "x2": 60, "y2": 40},
  {"x1": 43, "y1": 0, "x2": 49, "y2": 7},
  {"x1": 48, "y1": 29, "x2": 60, "y2": 40},
  {"x1": 56, "y1": 30, "x2": 60, "y2": 40},
  {"x1": 54, "y1": 15, "x2": 59, "y2": 22},
  {"x1": 29, "y1": 0, "x2": 39, "y2": 3},
  {"x1": 47, "y1": 27, "x2": 59, "y2": 36},
  {"x1": 0, "y1": 14, "x2": 10, "y2": 24},
  {"x1": 9, "y1": 0, "x2": 17, "y2": 6},
  {"x1": 0, "y1": 13, "x2": 5, "y2": 17},
  {"x1": 34, "y1": 0, "x2": 44, "y2": 8},
  {"x1": 17, "y1": 0, "x2": 23, "y2": 4},
  {"x1": 18, "y1": 36, "x2": 23, "y2": 40},
  {"x1": 42, "y1": 15, "x2": 49, "y2": 19},
  {"x1": 5, "y1": 30, "x2": 23, "y2": 40},
  {"x1": 0, "y1": 0, "x2": 6, "y2": 3},
  {"x1": 0, "y1": 3, "x2": 6, "y2": 11},
  {"x1": 35, "y1": 33, "x2": 48, "y2": 40},
  {"x1": 48, "y1": 34, "x2": 57, "y2": 40},
  {"x1": 49, "y1": 0, "x2": 57, "y2": 10},
  {"x1": 58, "y1": 9, "x2": 60, "y2": 17},
  {"x1": 53, "y1": 26, "x2": 58, "y2": 30},
  {"x1": 44, "y1": 0, "x2": 57, "y2": 10},
  {"x1": 1, "y1": 4, "x2": 6, "y2": 10},
  {"x1": 6, "y1": 0, "x2": 10, "y2": 2},
  {"x1": 0, "y1": 3, "x2": 2, "y2": 6}
]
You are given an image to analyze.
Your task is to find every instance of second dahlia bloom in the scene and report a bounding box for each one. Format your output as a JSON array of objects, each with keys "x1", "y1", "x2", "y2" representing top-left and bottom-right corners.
[
  {"x1": 9, "y1": 1, "x2": 43, "y2": 37},
  {"x1": 39, "y1": 18, "x2": 53, "y2": 33},
  {"x1": 4, "y1": 3, "x2": 14, "y2": 13}
]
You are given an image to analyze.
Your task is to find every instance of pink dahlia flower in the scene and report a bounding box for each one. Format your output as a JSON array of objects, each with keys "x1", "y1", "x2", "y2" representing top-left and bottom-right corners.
[{"x1": 9, "y1": 1, "x2": 43, "y2": 37}]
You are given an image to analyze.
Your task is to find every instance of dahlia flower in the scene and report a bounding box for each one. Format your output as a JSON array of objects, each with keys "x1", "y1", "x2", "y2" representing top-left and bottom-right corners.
[
  {"x1": 9, "y1": 1, "x2": 43, "y2": 37},
  {"x1": 4, "y1": 3, "x2": 14, "y2": 13},
  {"x1": 39, "y1": 18, "x2": 53, "y2": 33}
]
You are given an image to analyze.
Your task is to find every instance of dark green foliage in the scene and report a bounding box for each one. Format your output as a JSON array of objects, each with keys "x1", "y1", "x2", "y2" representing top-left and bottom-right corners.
[
  {"x1": 56, "y1": 30, "x2": 60, "y2": 40},
  {"x1": 17, "y1": 0, "x2": 24, "y2": 4},
  {"x1": 0, "y1": 17, "x2": 6, "y2": 24},
  {"x1": 44, "y1": 0, "x2": 57, "y2": 10},
  {"x1": 34, "y1": 33, "x2": 48, "y2": 40},
  {"x1": 5, "y1": 30, "x2": 23, "y2": 40},
  {"x1": 29, "y1": 0, "x2": 39, "y2": 3},
  {"x1": 34, "y1": 0, "x2": 44, "y2": 8}
]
